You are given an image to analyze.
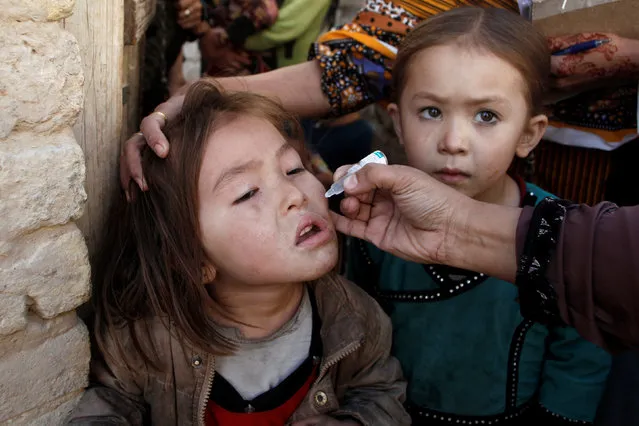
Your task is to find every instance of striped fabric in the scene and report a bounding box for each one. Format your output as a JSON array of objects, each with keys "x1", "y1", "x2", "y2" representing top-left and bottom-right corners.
[{"x1": 395, "y1": 0, "x2": 518, "y2": 18}]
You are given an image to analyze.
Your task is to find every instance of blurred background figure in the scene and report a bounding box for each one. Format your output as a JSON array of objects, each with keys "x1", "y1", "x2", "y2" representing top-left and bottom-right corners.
[
  {"x1": 141, "y1": 0, "x2": 207, "y2": 116},
  {"x1": 198, "y1": 0, "x2": 280, "y2": 76}
]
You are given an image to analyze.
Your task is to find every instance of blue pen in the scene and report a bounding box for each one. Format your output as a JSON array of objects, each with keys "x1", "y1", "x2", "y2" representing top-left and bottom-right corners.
[{"x1": 552, "y1": 39, "x2": 610, "y2": 56}]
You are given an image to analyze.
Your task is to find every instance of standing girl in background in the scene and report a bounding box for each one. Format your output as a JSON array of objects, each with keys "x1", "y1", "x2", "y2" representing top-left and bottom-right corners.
[{"x1": 346, "y1": 8, "x2": 611, "y2": 426}]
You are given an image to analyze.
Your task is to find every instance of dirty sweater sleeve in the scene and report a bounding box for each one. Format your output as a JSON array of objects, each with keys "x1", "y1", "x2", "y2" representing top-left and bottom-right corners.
[
  {"x1": 65, "y1": 323, "x2": 149, "y2": 425},
  {"x1": 65, "y1": 352, "x2": 147, "y2": 425}
]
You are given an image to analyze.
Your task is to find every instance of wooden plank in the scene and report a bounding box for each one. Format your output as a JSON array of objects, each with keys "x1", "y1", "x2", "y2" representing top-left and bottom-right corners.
[
  {"x1": 121, "y1": 42, "x2": 144, "y2": 143},
  {"x1": 124, "y1": 0, "x2": 157, "y2": 45},
  {"x1": 61, "y1": 0, "x2": 125, "y2": 257}
]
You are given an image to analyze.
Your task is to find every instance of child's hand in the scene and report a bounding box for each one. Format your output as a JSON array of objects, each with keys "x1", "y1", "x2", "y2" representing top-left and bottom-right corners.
[
  {"x1": 291, "y1": 415, "x2": 361, "y2": 426},
  {"x1": 548, "y1": 33, "x2": 639, "y2": 91}
]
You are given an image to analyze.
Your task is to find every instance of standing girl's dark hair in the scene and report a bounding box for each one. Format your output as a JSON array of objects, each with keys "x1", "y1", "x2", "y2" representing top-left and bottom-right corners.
[
  {"x1": 392, "y1": 7, "x2": 550, "y2": 115},
  {"x1": 92, "y1": 81, "x2": 305, "y2": 369}
]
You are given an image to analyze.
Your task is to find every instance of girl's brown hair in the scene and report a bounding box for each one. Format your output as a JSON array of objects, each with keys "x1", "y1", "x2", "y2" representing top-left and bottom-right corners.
[
  {"x1": 392, "y1": 7, "x2": 550, "y2": 114},
  {"x1": 93, "y1": 81, "x2": 305, "y2": 369}
]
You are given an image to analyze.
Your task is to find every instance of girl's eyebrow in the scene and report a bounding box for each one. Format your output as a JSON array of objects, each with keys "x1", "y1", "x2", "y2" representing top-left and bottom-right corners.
[
  {"x1": 464, "y1": 96, "x2": 511, "y2": 107},
  {"x1": 212, "y1": 143, "x2": 295, "y2": 192},
  {"x1": 412, "y1": 90, "x2": 510, "y2": 107},
  {"x1": 214, "y1": 159, "x2": 261, "y2": 192},
  {"x1": 412, "y1": 90, "x2": 446, "y2": 103},
  {"x1": 275, "y1": 142, "x2": 295, "y2": 159}
]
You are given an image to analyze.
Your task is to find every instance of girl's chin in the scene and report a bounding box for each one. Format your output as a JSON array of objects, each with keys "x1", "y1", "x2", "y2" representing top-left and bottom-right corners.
[{"x1": 301, "y1": 250, "x2": 340, "y2": 281}]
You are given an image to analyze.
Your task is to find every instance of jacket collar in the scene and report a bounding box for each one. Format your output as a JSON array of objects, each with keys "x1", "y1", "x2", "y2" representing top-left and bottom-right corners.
[{"x1": 310, "y1": 274, "x2": 366, "y2": 361}]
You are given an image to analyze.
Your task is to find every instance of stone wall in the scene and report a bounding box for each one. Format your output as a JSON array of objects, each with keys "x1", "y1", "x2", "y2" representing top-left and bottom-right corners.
[{"x1": 0, "y1": 0, "x2": 91, "y2": 424}]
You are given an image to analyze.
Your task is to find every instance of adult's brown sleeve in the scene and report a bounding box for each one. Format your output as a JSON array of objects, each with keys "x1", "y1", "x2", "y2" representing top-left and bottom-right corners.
[{"x1": 517, "y1": 202, "x2": 639, "y2": 353}]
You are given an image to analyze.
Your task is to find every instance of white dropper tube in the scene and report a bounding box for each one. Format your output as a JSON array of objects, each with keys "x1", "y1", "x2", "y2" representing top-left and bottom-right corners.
[{"x1": 325, "y1": 150, "x2": 388, "y2": 198}]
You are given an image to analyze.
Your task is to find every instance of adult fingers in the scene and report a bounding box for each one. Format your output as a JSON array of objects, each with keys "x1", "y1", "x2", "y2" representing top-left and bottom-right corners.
[
  {"x1": 339, "y1": 195, "x2": 372, "y2": 223},
  {"x1": 342, "y1": 163, "x2": 413, "y2": 197},
  {"x1": 178, "y1": 15, "x2": 201, "y2": 29},
  {"x1": 333, "y1": 164, "x2": 351, "y2": 181},
  {"x1": 176, "y1": 0, "x2": 198, "y2": 10},
  {"x1": 339, "y1": 196, "x2": 361, "y2": 218},
  {"x1": 139, "y1": 112, "x2": 170, "y2": 157},
  {"x1": 330, "y1": 211, "x2": 370, "y2": 242},
  {"x1": 121, "y1": 133, "x2": 148, "y2": 194},
  {"x1": 177, "y1": 0, "x2": 201, "y2": 23},
  {"x1": 333, "y1": 164, "x2": 375, "y2": 205},
  {"x1": 186, "y1": 0, "x2": 202, "y2": 15}
]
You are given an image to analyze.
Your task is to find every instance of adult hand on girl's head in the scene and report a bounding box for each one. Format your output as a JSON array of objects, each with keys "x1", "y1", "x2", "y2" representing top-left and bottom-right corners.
[
  {"x1": 176, "y1": 0, "x2": 203, "y2": 30},
  {"x1": 120, "y1": 96, "x2": 185, "y2": 197},
  {"x1": 330, "y1": 163, "x2": 467, "y2": 266},
  {"x1": 548, "y1": 33, "x2": 639, "y2": 91},
  {"x1": 290, "y1": 415, "x2": 361, "y2": 425}
]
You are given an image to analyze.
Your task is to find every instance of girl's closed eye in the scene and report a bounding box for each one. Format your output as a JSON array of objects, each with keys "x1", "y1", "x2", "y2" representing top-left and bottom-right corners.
[
  {"x1": 474, "y1": 110, "x2": 499, "y2": 125},
  {"x1": 287, "y1": 166, "x2": 306, "y2": 176},
  {"x1": 419, "y1": 106, "x2": 442, "y2": 120},
  {"x1": 234, "y1": 188, "x2": 259, "y2": 204},
  {"x1": 232, "y1": 165, "x2": 305, "y2": 205}
]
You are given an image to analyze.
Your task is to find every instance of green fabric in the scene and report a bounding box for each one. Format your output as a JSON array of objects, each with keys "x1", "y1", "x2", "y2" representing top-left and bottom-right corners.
[
  {"x1": 244, "y1": 0, "x2": 331, "y2": 67},
  {"x1": 346, "y1": 183, "x2": 611, "y2": 421}
]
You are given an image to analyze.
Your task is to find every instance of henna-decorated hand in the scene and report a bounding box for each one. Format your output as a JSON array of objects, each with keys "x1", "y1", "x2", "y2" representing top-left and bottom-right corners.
[{"x1": 549, "y1": 33, "x2": 639, "y2": 91}]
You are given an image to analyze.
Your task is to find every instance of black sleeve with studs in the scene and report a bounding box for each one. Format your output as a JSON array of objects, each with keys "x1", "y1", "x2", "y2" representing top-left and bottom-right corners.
[{"x1": 516, "y1": 197, "x2": 570, "y2": 327}]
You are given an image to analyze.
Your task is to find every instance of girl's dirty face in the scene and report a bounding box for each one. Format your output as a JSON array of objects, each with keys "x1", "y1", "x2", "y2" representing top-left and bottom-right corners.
[
  {"x1": 197, "y1": 115, "x2": 338, "y2": 287},
  {"x1": 389, "y1": 44, "x2": 546, "y2": 204}
]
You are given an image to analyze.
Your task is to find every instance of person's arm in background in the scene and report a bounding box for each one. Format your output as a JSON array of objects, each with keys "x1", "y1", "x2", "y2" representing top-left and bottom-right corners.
[
  {"x1": 121, "y1": 0, "x2": 416, "y2": 192},
  {"x1": 122, "y1": 61, "x2": 328, "y2": 191},
  {"x1": 243, "y1": 0, "x2": 331, "y2": 52},
  {"x1": 330, "y1": 163, "x2": 639, "y2": 352},
  {"x1": 548, "y1": 33, "x2": 639, "y2": 91}
]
